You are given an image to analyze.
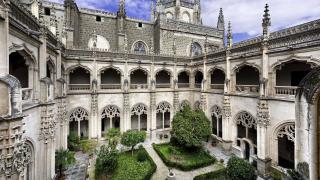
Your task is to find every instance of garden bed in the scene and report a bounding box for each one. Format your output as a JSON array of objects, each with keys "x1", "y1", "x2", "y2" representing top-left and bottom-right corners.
[
  {"x1": 152, "y1": 143, "x2": 216, "y2": 171},
  {"x1": 193, "y1": 168, "x2": 228, "y2": 180},
  {"x1": 110, "y1": 148, "x2": 157, "y2": 180}
]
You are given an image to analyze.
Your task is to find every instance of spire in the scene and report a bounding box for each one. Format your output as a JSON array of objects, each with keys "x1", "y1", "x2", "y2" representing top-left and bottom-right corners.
[
  {"x1": 227, "y1": 21, "x2": 232, "y2": 48},
  {"x1": 151, "y1": 1, "x2": 155, "y2": 21},
  {"x1": 217, "y1": 8, "x2": 225, "y2": 30},
  {"x1": 262, "y1": 4, "x2": 271, "y2": 40},
  {"x1": 117, "y1": 0, "x2": 126, "y2": 18}
]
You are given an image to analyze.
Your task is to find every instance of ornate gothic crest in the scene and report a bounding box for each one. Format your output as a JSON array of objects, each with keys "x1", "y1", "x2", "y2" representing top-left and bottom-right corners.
[
  {"x1": 156, "y1": 102, "x2": 171, "y2": 113},
  {"x1": 277, "y1": 123, "x2": 295, "y2": 142},
  {"x1": 235, "y1": 111, "x2": 257, "y2": 129},
  {"x1": 102, "y1": 105, "x2": 120, "y2": 119},
  {"x1": 131, "y1": 104, "x2": 147, "y2": 116}
]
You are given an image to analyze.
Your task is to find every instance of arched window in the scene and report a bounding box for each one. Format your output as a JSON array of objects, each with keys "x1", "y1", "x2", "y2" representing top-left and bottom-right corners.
[
  {"x1": 88, "y1": 35, "x2": 110, "y2": 50},
  {"x1": 178, "y1": 71, "x2": 190, "y2": 88},
  {"x1": 100, "y1": 68, "x2": 121, "y2": 89},
  {"x1": 101, "y1": 105, "x2": 120, "y2": 134},
  {"x1": 210, "y1": 69, "x2": 225, "y2": 90},
  {"x1": 69, "y1": 67, "x2": 91, "y2": 91},
  {"x1": 235, "y1": 65, "x2": 260, "y2": 94},
  {"x1": 182, "y1": 11, "x2": 191, "y2": 23},
  {"x1": 194, "y1": 71, "x2": 203, "y2": 88},
  {"x1": 190, "y1": 42, "x2": 202, "y2": 57},
  {"x1": 156, "y1": 70, "x2": 171, "y2": 88},
  {"x1": 156, "y1": 102, "x2": 171, "y2": 129},
  {"x1": 130, "y1": 69, "x2": 148, "y2": 89},
  {"x1": 131, "y1": 104, "x2": 148, "y2": 131},
  {"x1": 277, "y1": 123, "x2": 295, "y2": 169},
  {"x1": 211, "y1": 105, "x2": 222, "y2": 138},
  {"x1": 133, "y1": 41, "x2": 147, "y2": 54},
  {"x1": 9, "y1": 52, "x2": 29, "y2": 88},
  {"x1": 69, "y1": 107, "x2": 89, "y2": 137}
]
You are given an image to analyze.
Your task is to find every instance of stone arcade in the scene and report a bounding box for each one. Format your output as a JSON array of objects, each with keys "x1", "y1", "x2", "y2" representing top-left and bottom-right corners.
[{"x1": 0, "y1": 0, "x2": 320, "y2": 179}]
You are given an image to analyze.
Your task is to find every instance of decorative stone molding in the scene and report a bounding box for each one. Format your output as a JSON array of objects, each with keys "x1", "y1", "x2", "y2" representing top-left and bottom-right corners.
[
  {"x1": 235, "y1": 111, "x2": 257, "y2": 129},
  {"x1": 272, "y1": 55, "x2": 319, "y2": 71},
  {"x1": 91, "y1": 94, "x2": 98, "y2": 114},
  {"x1": 69, "y1": 107, "x2": 89, "y2": 122},
  {"x1": 211, "y1": 105, "x2": 222, "y2": 118},
  {"x1": 131, "y1": 103, "x2": 147, "y2": 116},
  {"x1": 156, "y1": 102, "x2": 171, "y2": 113},
  {"x1": 277, "y1": 123, "x2": 295, "y2": 142},
  {"x1": 0, "y1": 75, "x2": 22, "y2": 117},
  {"x1": 297, "y1": 67, "x2": 320, "y2": 104},
  {"x1": 200, "y1": 94, "x2": 207, "y2": 110},
  {"x1": 9, "y1": 43, "x2": 37, "y2": 64},
  {"x1": 257, "y1": 100, "x2": 270, "y2": 127},
  {"x1": 39, "y1": 105, "x2": 56, "y2": 143},
  {"x1": 101, "y1": 105, "x2": 120, "y2": 119},
  {"x1": 123, "y1": 93, "x2": 130, "y2": 111},
  {"x1": 222, "y1": 96, "x2": 231, "y2": 118}
]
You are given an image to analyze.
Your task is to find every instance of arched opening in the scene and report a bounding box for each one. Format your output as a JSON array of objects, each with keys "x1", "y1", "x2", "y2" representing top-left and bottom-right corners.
[
  {"x1": 211, "y1": 105, "x2": 222, "y2": 138},
  {"x1": 275, "y1": 61, "x2": 312, "y2": 96},
  {"x1": 47, "y1": 60, "x2": 55, "y2": 80},
  {"x1": 132, "y1": 41, "x2": 147, "y2": 54},
  {"x1": 194, "y1": 71, "x2": 203, "y2": 88},
  {"x1": 69, "y1": 67, "x2": 91, "y2": 91},
  {"x1": 235, "y1": 111, "x2": 257, "y2": 160},
  {"x1": 101, "y1": 105, "x2": 120, "y2": 135},
  {"x1": 130, "y1": 69, "x2": 148, "y2": 89},
  {"x1": 178, "y1": 71, "x2": 190, "y2": 88},
  {"x1": 131, "y1": 104, "x2": 147, "y2": 131},
  {"x1": 9, "y1": 52, "x2": 29, "y2": 88},
  {"x1": 100, "y1": 68, "x2": 121, "y2": 89},
  {"x1": 210, "y1": 69, "x2": 225, "y2": 90},
  {"x1": 69, "y1": 107, "x2": 89, "y2": 138},
  {"x1": 277, "y1": 124, "x2": 295, "y2": 169},
  {"x1": 236, "y1": 65, "x2": 260, "y2": 94},
  {"x1": 156, "y1": 70, "x2": 171, "y2": 88},
  {"x1": 156, "y1": 102, "x2": 171, "y2": 129},
  {"x1": 182, "y1": 11, "x2": 191, "y2": 23},
  {"x1": 190, "y1": 42, "x2": 202, "y2": 57}
]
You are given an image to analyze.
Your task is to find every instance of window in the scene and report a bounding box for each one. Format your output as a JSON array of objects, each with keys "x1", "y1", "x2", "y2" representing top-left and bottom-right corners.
[
  {"x1": 138, "y1": 22, "x2": 143, "y2": 28},
  {"x1": 133, "y1": 41, "x2": 147, "y2": 54},
  {"x1": 44, "y1": 8, "x2": 51, "y2": 16},
  {"x1": 96, "y1": 16, "x2": 102, "y2": 22}
]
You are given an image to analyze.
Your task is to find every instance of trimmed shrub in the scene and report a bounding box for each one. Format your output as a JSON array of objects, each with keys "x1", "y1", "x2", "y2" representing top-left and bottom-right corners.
[
  {"x1": 193, "y1": 168, "x2": 228, "y2": 180},
  {"x1": 226, "y1": 156, "x2": 256, "y2": 180},
  {"x1": 95, "y1": 145, "x2": 119, "y2": 179},
  {"x1": 137, "y1": 150, "x2": 148, "y2": 162},
  {"x1": 121, "y1": 130, "x2": 146, "y2": 156}
]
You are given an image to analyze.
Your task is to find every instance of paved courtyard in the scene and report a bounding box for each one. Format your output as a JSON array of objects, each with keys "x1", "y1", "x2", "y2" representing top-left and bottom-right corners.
[{"x1": 64, "y1": 152, "x2": 89, "y2": 180}]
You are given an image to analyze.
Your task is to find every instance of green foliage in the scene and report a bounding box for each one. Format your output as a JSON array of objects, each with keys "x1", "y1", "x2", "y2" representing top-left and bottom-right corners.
[
  {"x1": 80, "y1": 139, "x2": 97, "y2": 155},
  {"x1": 68, "y1": 132, "x2": 80, "y2": 151},
  {"x1": 111, "y1": 148, "x2": 157, "y2": 180},
  {"x1": 121, "y1": 130, "x2": 146, "y2": 156},
  {"x1": 287, "y1": 169, "x2": 304, "y2": 180},
  {"x1": 152, "y1": 143, "x2": 215, "y2": 171},
  {"x1": 193, "y1": 168, "x2": 228, "y2": 180},
  {"x1": 105, "y1": 128, "x2": 121, "y2": 149},
  {"x1": 137, "y1": 150, "x2": 147, "y2": 162},
  {"x1": 271, "y1": 168, "x2": 282, "y2": 180},
  {"x1": 55, "y1": 149, "x2": 76, "y2": 177},
  {"x1": 226, "y1": 156, "x2": 257, "y2": 180},
  {"x1": 95, "y1": 145, "x2": 119, "y2": 179},
  {"x1": 171, "y1": 105, "x2": 211, "y2": 148}
]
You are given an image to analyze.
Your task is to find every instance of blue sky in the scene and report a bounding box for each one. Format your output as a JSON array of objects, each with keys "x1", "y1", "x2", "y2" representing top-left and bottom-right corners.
[{"x1": 49, "y1": 0, "x2": 320, "y2": 43}]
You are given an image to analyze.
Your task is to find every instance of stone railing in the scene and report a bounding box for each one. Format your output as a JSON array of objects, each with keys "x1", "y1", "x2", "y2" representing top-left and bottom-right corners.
[
  {"x1": 68, "y1": 84, "x2": 91, "y2": 91},
  {"x1": 22, "y1": 88, "x2": 32, "y2": 101},
  {"x1": 178, "y1": 83, "x2": 190, "y2": 88},
  {"x1": 156, "y1": 83, "x2": 171, "y2": 88},
  {"x1": 210, "y1": 84, "x2": 224, "y2": 89},
  {"x1": 195, "y1": 83, "x2": 202, "y2": 89},
  {"x1": 100, "y1": 84, "x2": 121, "y2": 90},
  {"x1": 236, "y1": 85, "x2": 259, "y2": 94},
  {"x1": 130, "y1": 84, "x2": 148, "y2": 89},
  {"x1": 275, "y1": 86, "x2": 297, "y2": 96}
]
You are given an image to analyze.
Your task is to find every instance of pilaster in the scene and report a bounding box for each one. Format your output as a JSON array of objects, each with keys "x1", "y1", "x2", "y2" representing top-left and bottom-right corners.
[
  {"x1": 222, "y1": 95, "x2": 232, "y2": 152},
  {"x1": 0, "y1": 1, "x2": 9, "y2": 76}
]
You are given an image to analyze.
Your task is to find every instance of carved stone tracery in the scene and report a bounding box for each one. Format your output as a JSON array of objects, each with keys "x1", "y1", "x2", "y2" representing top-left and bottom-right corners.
[
  {"x1": 277, "y1": 123, "x2": 295, "y2": 142},
  {"x1": 131, "y1": 104, "x2": 147, "y2": 116},
  {"x1": 235, "y1": 111, "x2": 257, "y2": 129},
  {"x1": 211, "y1": 105, "x2": 222, "y2": 118},
  {"x1": 156, "y1": 102, "x2": 171, "y2": 113},
  {"x1": 102, "y1": 105, "x2": 120, "y2": 119},
  {"x1": 69, "y1": 107, "x2": 89, "y2": 122}
]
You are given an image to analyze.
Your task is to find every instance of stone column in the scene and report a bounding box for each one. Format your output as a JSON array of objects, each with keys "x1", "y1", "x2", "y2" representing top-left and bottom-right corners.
[
  {"x1": 150, "y1": 92, "x2": 157, "y2": 131},
  {"x1": 123, "y1": 93, "x2": 130, "y2": 132},
  {"x1": 222, "y1": 96, "x2": 233, "y2": 153},
  {"x1": 256, "y1": 99, "x2": 271, "y2": 178},
  {"x1": 0, "y1": 3, "x2": 9, "y2": 76}
]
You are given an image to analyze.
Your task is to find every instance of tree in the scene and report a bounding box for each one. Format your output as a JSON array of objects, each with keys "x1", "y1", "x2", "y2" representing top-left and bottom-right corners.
[
  {"x1": 226, "y1": 156, "x2": 257, "y2": 180},
  {"x1": 120, "y1": 130, "x2": 146, "y2": 156},
  {"x1": 95, "y1": 145, "x2": 119, "y2": 178},
  {"x1": 105, "y1": 128, "x2": 121, "y2": 149},
  {"x1": 171, "y1": 105, "x2": 211, "y2": 148},
  {"x1": 55, "y1": 149, "x2": 76, "y2": 178}
]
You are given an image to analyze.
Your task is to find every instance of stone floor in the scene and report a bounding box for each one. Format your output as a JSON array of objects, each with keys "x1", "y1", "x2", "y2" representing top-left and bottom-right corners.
[
  {"x1": 203, "y1": 142, "x2": 231, "y2": 166},
  {"x1": 64, "y1": 152, "x2": 89, "y2": 180}
]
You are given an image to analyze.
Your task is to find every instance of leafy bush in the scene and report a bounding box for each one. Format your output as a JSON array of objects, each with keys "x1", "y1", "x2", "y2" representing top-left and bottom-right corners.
[
  {"x1": 226, "y1": 156, "x2": 256, "y2": 180},
  {"x1": 153, "y1": 143, "x2": 215, "y2": 171},
  {"x1": 80, "y1": 139, "x2": 97, "y2": 155},
  {"x1": 121, "y1": 130, "x2": 146, "y2": 156},
  {"x1": 105, "y1": 128, "x2": 121, "y2": 149},
  {"x1": 95, "y1": 145, "x2": 119, "y2": 179},
  {"x1": 137, "y1": 150, "x2": 147, "y2": 162},
  {"x1": 68, "y1": 132, "x2": 80, "y2": 151},
  {"x1": 55, "y1": 149, "x2": 76, "y2": 177},
  {"x1": 287, "y1": 169, "x2": 303, "y2": 180},
  {"x1": 171, "y1": 105, "x2": 211, "y2": 148},
  {"x1": 193, "y1": 168, "x2": 228, "y2": 180},
  {"x1": 271, "y1": 168, "x2": 282, "y2": 180}
]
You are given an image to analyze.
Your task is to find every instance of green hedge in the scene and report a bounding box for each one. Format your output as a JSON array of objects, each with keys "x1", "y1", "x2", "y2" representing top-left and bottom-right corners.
[
  {"x1": 143, "y1": 148, "x2": 157, "y2": 180},
  {"x1": 152, "y1": 143, "x2": 215, "y2": 171},
  {"x1": 193, "y1": 168, "x2": 228, "y2": 180}
]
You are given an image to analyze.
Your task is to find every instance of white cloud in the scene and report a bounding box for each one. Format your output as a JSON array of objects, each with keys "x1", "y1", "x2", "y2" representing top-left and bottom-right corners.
[{"x1": 201, "y1": 0, "x2": 320, "y2": 37}]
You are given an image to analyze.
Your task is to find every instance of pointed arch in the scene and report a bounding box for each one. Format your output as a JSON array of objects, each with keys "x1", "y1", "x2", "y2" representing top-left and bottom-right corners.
[
  {"x1": 69, "y1": 107, "x2": 89, "y2": 137},
  {"x1": 131, "y1": 103, "x2": 148, "y2": 131},
  {"x1": 101, "y1": 105, "x2": 121, "y2": 133},
  {"x1": 156, "y1": 101, "x2": 171, "y2": 129}
]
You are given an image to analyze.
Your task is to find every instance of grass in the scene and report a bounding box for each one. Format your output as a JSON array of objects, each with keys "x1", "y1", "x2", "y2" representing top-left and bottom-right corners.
[
  {"x1": 152, "y1": 143, "x2": 216, "y2": 171},
  {"x1": 193, "y1": 168, "x2": 229, "y2": 180},
  {"x1": 111, "y1": 148, "x2": 156, "y2": 180}
]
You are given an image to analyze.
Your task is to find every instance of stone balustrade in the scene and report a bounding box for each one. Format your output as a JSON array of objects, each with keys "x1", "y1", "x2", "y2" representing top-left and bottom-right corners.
[
  {"x1": 100, "y1": 84, "x2": 121, "y2": 89},
  {"x1": 177, "y1": 83, "x2": 190, "y2": 88},
  {"x1": 236, "y1": 85, "x2": 260, "y2": 94},
  {"x1": 275, "y1": 86, "x2": 297, "y2": 96},
  {"x1": 130, "y1": 84, "x2": 149, "y2": 89},
  {"x1": 68, "y1": 84, "x2": 91, "y2": 91},
  {"x1": 210, "y1": 84, "x2": 224, "y2": 89},
  {"x1": 156, "y1": 83, "x2": 171, "y2": 88},
  {"x1": 195, "y1": 83, "x2": 202, "y2": 88}
]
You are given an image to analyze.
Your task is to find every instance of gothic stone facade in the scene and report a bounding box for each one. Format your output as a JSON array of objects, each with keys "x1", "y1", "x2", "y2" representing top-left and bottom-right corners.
[{"x1": 0, "y1": 0, "x2": 320, "y2": 179}]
